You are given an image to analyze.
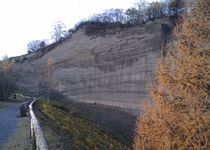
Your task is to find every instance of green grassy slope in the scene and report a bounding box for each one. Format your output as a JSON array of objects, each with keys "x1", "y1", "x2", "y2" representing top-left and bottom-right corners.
[{"x1": 36, "y1": 99, "x2": 133, "y2": 150}]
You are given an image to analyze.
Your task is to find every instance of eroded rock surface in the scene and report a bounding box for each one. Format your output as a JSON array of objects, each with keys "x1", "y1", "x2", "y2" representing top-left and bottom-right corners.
[{"x1": 12, "y1": 18, "x2": 170, "y2": 111}]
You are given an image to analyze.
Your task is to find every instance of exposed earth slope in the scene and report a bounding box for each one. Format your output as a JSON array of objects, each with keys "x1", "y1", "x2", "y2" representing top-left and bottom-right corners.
[{"x1": 12, "y1": 18, "x2": 171, "y2": 111}]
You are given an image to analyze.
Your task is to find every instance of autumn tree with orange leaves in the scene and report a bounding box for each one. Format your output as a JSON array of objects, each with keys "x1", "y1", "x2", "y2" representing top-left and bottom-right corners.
[{"x1": 134, "y1": 0, "x2": 210, "y2": 149}]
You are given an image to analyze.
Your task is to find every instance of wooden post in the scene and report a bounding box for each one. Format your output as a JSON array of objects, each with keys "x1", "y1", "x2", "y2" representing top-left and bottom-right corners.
[
  {"x1": 19, "y1": 104, "x2": 27, "y2": 117},
  {"x1": 32, "y1": 128, "x2": 36, "y2": 150},
  {"x1": 29, "y1": 99, "x2": 49, "y2": 150}
]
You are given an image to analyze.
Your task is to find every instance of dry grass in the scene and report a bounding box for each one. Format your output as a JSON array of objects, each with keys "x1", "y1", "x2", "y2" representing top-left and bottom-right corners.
[{"x1": 36, "y1": 98, "x2": 134, "y2": 150}]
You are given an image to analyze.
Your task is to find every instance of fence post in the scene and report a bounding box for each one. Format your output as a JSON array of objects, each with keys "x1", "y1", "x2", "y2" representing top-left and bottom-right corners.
[
  {"x1": 32, "y1": 127, "x2": 36, "y2": 150},
  {"x1": 29, "y1": 98, "x2": 48, "y2": 150}
]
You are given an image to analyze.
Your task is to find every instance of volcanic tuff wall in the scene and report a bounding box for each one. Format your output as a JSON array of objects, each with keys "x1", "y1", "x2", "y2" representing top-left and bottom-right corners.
[{"x1": 12, "y1": 18, "x2": 170, "y2": 111}]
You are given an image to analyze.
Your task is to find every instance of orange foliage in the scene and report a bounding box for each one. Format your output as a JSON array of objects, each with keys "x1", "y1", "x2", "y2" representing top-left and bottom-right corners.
[{"x1": 134, "y1": 0, "x2": 210, "y2": 149}]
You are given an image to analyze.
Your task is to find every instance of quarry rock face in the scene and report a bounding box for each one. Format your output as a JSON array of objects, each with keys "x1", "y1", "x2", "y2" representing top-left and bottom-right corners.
[{"x1": 13, "y1": 19, "x2": 169, "y2": 111}]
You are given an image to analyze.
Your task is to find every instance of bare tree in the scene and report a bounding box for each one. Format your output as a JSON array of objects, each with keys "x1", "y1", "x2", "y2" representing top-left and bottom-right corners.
[
  {"x1": 27, "y1": 40, "x2": 46, "y2": 53},
  {"x1": 136, "y1": 0, "x2": 148, "y2": 23},
  {"x1": 104, "y1": 9, "x2": 125, "y2": 23},
  {"x1": 90, "y1": 12, "x2": 113, "y2": 23},
  {"x1": 125, "y1": 8, "x2": 138, "y2": 24},
  {"x1": 47, "y1": 57, "x2": 54, "y2": 102},
  {"x1": 89, "y1": 8, "x2": 126, "y2": 23},
  {"x1": 51, "y1": 21, "x2": 68, "y2": 42},
  {"x1": 0, "y1": 57, "x2": 15, "y2": 101},
  {"x1": 146, "y1": 1, "x2": 164, "y2": 19},
  {"x1": 168, "y1": 0, "x2": 185, "y2": 16},
  {"x1": 114, "y1": 9, "x2": 126, "y2": 23}
]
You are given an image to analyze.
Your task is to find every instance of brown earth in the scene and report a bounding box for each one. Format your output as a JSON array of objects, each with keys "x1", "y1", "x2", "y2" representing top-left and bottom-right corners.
[{"x1": 12, "y1": 18, "x2": 171, "y2": 114}]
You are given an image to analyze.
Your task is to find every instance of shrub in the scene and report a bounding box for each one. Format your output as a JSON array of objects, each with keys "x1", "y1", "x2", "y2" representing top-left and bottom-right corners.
[
  {"x1": 0, "y1": 59, "x2": 16, "y2": 101},
  {"x1": 134, "y1": 0, "x2": 210, "y2": 149}
]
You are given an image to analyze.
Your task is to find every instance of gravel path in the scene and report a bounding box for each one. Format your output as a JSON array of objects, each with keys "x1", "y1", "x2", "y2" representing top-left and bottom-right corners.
[{"x1": 0, "y1": 105, "x2": 19, "y2": 150}]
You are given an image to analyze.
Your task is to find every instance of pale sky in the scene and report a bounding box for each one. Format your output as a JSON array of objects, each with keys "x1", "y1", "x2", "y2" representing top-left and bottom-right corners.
[{"x1": 0, "y1": 0, "x2": 159, "y2": 59}]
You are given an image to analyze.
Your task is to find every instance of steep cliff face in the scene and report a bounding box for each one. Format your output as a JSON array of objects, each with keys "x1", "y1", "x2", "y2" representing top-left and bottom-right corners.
[{"x1": 13, "y1": 18, "x2": 170, "y2": 110}]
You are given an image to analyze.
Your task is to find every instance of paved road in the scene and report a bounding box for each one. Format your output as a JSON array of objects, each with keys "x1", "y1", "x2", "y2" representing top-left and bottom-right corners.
[{"x1": 0, "y1": 105, "x2": 19, "y2": 150}]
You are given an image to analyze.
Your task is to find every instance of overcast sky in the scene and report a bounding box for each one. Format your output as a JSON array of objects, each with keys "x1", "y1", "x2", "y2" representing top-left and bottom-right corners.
[{"x1": 0, "y1": 0, "x2": 160, "y2": 59}]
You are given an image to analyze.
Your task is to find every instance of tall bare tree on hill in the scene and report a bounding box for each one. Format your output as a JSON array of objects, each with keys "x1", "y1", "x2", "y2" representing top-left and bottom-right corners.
[
  {"x1": 27, "y1": 40, "x2": 46, "y2": 53},
  {"x1": 51, "y1": 21, "x2": 68, "y2": 42},
  {"x1": 47, "y1": 57, "x2": 54, "y2": 102},
  {"x1": 136, "y1": 0, "x2": 147, "y2": 23}
]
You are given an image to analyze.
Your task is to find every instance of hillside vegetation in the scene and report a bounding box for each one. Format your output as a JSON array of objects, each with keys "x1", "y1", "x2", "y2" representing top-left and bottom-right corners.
[
  {"x1": 0, "y1": 58, "x2": 16, "y2": 101},
  {"x1": 135, "y1": 0, "x2": 210, "y2": 149}
]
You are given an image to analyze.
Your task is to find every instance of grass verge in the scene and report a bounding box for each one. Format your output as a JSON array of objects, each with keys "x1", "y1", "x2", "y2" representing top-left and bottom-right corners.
[{"x1": 36, "y1": 99, "x2": 134, "y2": 150}]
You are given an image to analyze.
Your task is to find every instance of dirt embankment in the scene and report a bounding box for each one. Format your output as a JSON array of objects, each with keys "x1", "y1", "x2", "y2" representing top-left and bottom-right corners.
[{"x1": 12, "y1": 18, "x2": 172, "y2": 111}]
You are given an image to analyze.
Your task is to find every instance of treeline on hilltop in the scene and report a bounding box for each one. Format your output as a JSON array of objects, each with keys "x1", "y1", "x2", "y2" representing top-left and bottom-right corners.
[{"x1": 27, "y1": 0, "x2": 188, "y2": 53}]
